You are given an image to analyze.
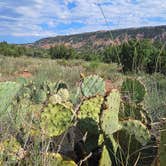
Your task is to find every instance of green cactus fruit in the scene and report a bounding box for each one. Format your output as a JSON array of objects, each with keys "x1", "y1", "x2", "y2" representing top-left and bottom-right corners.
[
  {"x1": 33, "y1": 89, "x2": 47, "y2": 103},
  {"x1": 99, "y1": 145, "x2": 112, "y2": 166},
  {"x1": 81, "y1": 75, "x2": 105, "y2": 97},
  {"x1": 78, "y1": 96, "x2": 103, "y2": 134},
  {"x1": 121, "y1": 119, "x2": 150, "y2": 145},
  {"x1": 121, "y1": 78, "x2": 146, "y2": 103},
  {"x1": 57, "y1": 88, "x2": 70, "y2": 102},
  {"x1": 159, "y1": 121, "x2": 166, "y2": 165},
  {"x1": 101, "y1": 89, "x2": 122, "y2": 136},
  {"x1": 0, "y1": 136, "x2": 25, "y2": 163},
  {"x1": 40, "y1": 103, "x2": 74, "y2": 137},
  {"x1": 0, "y1": 82, "x2": 20, "y2": 113},
  {"x1": 44, "y1": 153, "x2": 77, "y2": 166}
]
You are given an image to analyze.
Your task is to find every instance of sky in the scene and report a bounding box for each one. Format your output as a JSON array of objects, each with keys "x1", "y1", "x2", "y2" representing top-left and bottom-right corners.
[{"x1": 0, "y1": 0, "x2": 166, "y2": 44}]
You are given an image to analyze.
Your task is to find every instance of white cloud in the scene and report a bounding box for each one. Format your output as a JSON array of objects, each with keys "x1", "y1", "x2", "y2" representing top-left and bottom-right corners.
[{"x1": 0, "y1": 0, "x2": 166, "y2": 38}]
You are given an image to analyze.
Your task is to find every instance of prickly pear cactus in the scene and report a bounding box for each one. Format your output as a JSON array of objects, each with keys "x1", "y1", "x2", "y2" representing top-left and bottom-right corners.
[
  {"x1": 43, "y1": 153, "x2": 77, "y2": 166},
  {"x1": 49, "y1": 94, "x2": 63, "y2": 105},
  {"x1": 40, "y1": 103, "x2": 74, "y2": 137},
  {"x1": 56, "y1": 81, "x2": 68, "y2": 92},
  {"x1": 159, "y1": 122, "x2": 166, "y2": 165},
  {"x1": 33, "y1": 89, "x2": 47, "y2": 104},
  {"x1": 122, "y1": 103, "x2": 151, "y2": 126},
  {"x1": 0, "y1": 136, "x2": 25, "y2": 163},
  {"x1": 121, "y1": 119, "x2": 150, "y2": 145},
  {"x1": 49, "y1": 88, "x2": 69, "y2": 105},
  {"x1": 0, "y1": 82, "x2": 20, "y2": 113},
  {"x1": 101, "y1": 89, "x2": 121, "y2": 136},
  {"x1": 77, "y1": 96, "x2": 103, "y2": 134},
  {"x1": 16, "y1": 77, "x2": 27, "y2": 85},
  {"x1": 99, "y1": 145, "x2": 112, "y2": 166},
  {"x1": 57, "y1": 88, "x2": 70, "y2": 102},
  {"x1": 121, "y1": 78, "x2": 146, "y2": 103},
  {"x1": 81, "y1": 75, "x2": 105, "y2": 97}
]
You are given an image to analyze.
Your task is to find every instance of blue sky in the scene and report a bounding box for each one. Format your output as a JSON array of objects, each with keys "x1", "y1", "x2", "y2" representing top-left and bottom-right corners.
[{"x1": 0, "y1": 0, "x2": 166, "y2": 44}]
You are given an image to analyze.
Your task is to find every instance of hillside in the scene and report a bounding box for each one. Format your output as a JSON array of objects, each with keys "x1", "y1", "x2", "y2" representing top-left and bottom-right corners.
[{"x1": 33, "y1": 25, "x2": 166, "y2": 51}]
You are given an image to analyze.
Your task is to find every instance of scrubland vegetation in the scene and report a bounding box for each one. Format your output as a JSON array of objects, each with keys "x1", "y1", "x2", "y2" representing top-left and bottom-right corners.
[
  {"x1": 1, "y1": 39, "x2": 166, "y2": 75},
  {"x1": 0, "y1": 38, "x2": 166, "y2": 165}
]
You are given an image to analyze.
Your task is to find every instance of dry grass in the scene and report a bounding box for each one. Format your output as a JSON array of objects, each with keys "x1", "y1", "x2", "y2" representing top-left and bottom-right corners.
[{"x1": 0, "y1": 56, "x2": 120, "y2": 88}]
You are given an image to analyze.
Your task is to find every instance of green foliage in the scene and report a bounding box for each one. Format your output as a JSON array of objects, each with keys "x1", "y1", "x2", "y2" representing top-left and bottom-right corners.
[
  {"x1": 0, "y1": 82, "x2": 20, "y2": 113},
  {"x1": 81, "y1": 75, "x2": 105, "y2": 97},
  {"x1": 33, "y1": 89, "x2": 47, "y2": 104},
  {"x1": 121, "y1": 78, "x2": 146, "y2": 103},
  {"x1": 44, "y1": 153, "x2": 77, "y2": 166},
  {"x1": 121, "y1": 119, "x2": 150, "y2": 145},
  {"x1": 1, "y1": 38, "x2": 166, "y2": 75},
  {"x1": 0, "y1": 42, "x2": 49, "y2": 58},
  {"x1": 0, "y1": 136, "x2": 24, "y2": 164},
  {"x1": 40, "y1": 103, "x2": 74, "y2": 137},
  {"x1": 50, "y1": 45, "x2": 75, "y2": 60},
  {"x1": 0, "y1": 75, "x2": 159, "y2": 165},
  {"x1": 102, "y1": 45, "x2": 120, "y2": 63},
  {"x1": 159, "y1": 122, "x2": 166, "y2": 165},
  {"x1": 101, "y1": 39, "x2": 166, "y2": 75},
  {"x1": 121, "y1": 103, "x2": 151, "y2": 125}
]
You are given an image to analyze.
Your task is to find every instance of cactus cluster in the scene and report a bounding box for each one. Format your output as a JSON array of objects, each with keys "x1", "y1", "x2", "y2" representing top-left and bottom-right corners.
[{"x1": 0, "y1": 75, "x2": 158, "y2": 165}]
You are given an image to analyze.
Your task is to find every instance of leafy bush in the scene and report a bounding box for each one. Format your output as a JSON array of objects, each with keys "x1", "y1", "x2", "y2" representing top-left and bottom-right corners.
[{"x1": 49, "y1": 45, "x2": 75, "y2": 60}]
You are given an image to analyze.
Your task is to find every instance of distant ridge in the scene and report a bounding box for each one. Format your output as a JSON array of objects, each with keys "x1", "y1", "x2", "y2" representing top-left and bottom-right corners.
[{"x1": 32, "y1": 25, "x2": 166, "y2": 51}]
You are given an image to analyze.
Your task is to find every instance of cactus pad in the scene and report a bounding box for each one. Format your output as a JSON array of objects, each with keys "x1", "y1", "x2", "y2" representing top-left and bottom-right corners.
[
  {"x1": 99, "y1": 145, "x2": 112, "y2": 166},
  {"x1": 57, "y1": 88, "x2": 70, "y2": 102},
  {"x1": 33, "y1": 89, "x2": 47, "y2": 103},
  {"x1": 77, "y1": 96, "x2": 103, "y2": 134},
  {"x1": 122, "y1": 103, "x2": 151, "y2": 125},
  {"x1": 40, "y1": 103, "x2": 73, "y2": 137},
  {"x1": 121, "y1": 78, "x2": 146, "y2": 103},
  {"x1": 78, "y1": 96, "x2": 103, "y2": 123},
  {"x1": 44, "y1": 153, "x2": 77, "y2": 166},
  {"x1": 121, "y1": 119, "x2": 150, "y2": 145},
  {"x1": 0, "y1": 82, "x2": 20, "y2": 113},
  {"x1": 101, "y1": 89, "x2": 121, "y2": 135},
  {"x1": 81, "y1": 75, "x2": 105, "y2": 97}
]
